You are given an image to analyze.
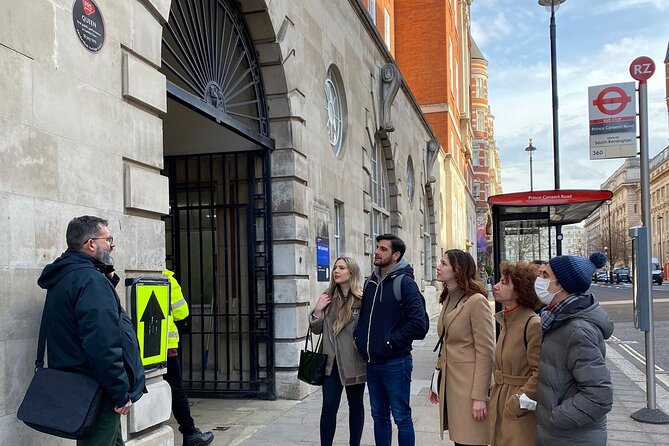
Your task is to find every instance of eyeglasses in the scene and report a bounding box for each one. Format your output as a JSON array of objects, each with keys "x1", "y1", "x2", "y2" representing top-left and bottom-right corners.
[{"x1": 90, "y1": 236, "x2": 114, "y2": 244}]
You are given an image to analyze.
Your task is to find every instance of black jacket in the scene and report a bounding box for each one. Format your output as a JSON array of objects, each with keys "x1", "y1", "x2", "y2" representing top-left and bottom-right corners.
[
  {"x1": 37, "y1": 249, "x2": 145, "y2": 409},
  {"x1": 354, "y1": 259, "x2": 429, "y2": 362}
]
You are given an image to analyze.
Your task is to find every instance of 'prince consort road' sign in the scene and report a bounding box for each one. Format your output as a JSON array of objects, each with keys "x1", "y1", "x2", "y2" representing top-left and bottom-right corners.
[
  {"x1": 72, "y1": 0, "x2": 105, "y2": 53},
  {"x1": 588, "y1": 82, "x2": 637, "y2": 160}
]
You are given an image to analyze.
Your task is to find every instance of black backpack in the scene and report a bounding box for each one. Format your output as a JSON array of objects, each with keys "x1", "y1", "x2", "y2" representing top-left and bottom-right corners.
[{"x1": 364, "y1": 273, "x2": 430, "y2": 338}]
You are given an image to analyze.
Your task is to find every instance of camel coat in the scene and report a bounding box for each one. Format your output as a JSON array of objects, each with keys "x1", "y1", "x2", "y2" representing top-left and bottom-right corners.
[
  {"x1": 488, "y1": 306, "x2": 541, "y2": 446},
  {"x1": 435, "y1": 290, "x2": 494, "y2": 444}
]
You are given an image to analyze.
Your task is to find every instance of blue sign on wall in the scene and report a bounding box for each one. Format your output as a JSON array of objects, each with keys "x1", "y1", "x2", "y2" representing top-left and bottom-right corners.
[{"x1": 317, "y1": 236, "x2": 330, "y2": 282}]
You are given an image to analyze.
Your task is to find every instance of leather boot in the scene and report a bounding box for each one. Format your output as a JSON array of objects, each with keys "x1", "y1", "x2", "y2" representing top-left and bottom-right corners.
[{"x1": 182, "y1": 428, "x2": 214, "y2": 446}]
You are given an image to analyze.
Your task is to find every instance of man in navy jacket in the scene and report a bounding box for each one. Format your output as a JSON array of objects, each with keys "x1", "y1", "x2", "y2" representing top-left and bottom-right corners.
[
  {"x1": 354, "y1": 234, "x2": 429, "y2": 446},
  {"x1": 38, "y1": 216, "x2": 145, "y2": 446}
]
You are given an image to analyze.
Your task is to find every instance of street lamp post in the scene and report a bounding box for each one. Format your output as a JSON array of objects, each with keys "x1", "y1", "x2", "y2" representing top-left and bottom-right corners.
[
  {"x1": 607, "y1": 201, "x2": 613, "y2": 284},
  {"x1": 525, "y1": 139, "x2": 537, "y2": 191},
  {"x1": 538, "y1": 0, "x2": 566, "y2": 256}
]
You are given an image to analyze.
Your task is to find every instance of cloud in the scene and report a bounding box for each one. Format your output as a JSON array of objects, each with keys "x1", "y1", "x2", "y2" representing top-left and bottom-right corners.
[
  {"x1": 607, "y1": 0, "x2": 669, "y2": 12},
  {"x1": 471, "y1": 12, "x2": 512, "y2": 47}
]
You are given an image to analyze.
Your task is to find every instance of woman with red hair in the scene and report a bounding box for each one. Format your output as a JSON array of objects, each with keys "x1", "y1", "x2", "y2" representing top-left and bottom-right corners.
[{"x1": 489, "y1": 262, "x2": 542, "y2": 445}]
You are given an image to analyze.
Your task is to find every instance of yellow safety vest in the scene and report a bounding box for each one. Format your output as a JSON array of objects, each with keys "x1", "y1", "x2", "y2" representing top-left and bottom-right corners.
[{"x1": 163, "y1": 269, "x2": 190, "y2": 349}]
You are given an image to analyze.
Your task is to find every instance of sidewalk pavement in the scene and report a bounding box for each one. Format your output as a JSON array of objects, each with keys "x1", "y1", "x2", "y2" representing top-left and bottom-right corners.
[{"x1": 170, "y1": 316, "x2": 669, "y2": 446}]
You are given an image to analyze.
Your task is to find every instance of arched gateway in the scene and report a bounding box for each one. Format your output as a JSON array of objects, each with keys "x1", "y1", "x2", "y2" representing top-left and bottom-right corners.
[{"x1": 161, "y1": 0, "x2": 277, "y2": 398}]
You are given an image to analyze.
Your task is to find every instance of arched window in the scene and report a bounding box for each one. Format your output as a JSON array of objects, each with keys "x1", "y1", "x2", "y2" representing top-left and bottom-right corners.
[{"x1": 325, "y1": 66, "x2": 346, "y2": 157}]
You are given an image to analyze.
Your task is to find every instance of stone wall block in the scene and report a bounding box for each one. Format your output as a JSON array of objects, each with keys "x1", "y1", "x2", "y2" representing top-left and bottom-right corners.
[
  {"x1": 5, "y1": 197, "x2": 36, "y2": 267},
  {"x1": 0, "y1": 123, "x2": 58, "y2": 202},
  {"x1": 125, "y1": 425, "x2": 173, "y2": 446},
  {"x1": 262, "y1": 64, "x2": 289, "y2": 96},
  {"x1": 0, "y1": 1, "x2": 54, "y2": 62},
  {"x1": 255, "y1": 42, "x2": 283, "y2": 65},
  {"x1": 271, "y1": 148, "x2": 308, "y2": 182},
  {"x1": 273, "y1": 244, "x2": 308, "y2": 276},
  {"x1": 272, "y1": 180, "x2": 307, "y2": 215},
  {"x1": 53, "y1": 6, "x2": 123, "y2": 97},
  {"x1": 124, "y1": 165, "x2": 169, "y2": 215},
  {"x1": 274, "y1": 306, "x2": 309, "y2": 339},
  {"x1": 0, "y1": 267, "x2": 43, "y2": 341},
  {"x1": 131, "y1": 1, "x2": 163, "y2": 66},
  {"x1": 56, "y1": 137, "x2": 124, "y2": 211},
  {"x1": 274, "y1": 339, "x2": 301, "y2": 368},
  {"x1": 0, "y1": 412, "x2": 70, "y2": 446},
  {"x1": 101, "y1": 0, "x2": 133, "y2": 49},
  {"x1": 130, "y1": 216, "x2": 166, "y2": 271},
  {"x1": 128, "y1": 379, "x2": 171, "y2": 433},
  {"x1": 5, "y1": 339, "x2": 38, "y2": 415},
  {"x1": 0, "y1": 342, "x2": 5, "y2": 416},
  {"x1": 122, "y1": 53, "x2": 167, "y2": 113},
  {"x1": 274, "y1": 370, "x2": 312, "y2": 400},
  {"x1": 272, "y1": 214, "x2": 309, "y2": 242},
  {"x1": 33, "y1": 65, "x2": 133, "y2": 156},
  {"x1": 138, "y1": 0, "x2": 171, "y2": 23},
  {"x1": 273, "y1": 278, "x2": 310, "y2": 304},
  {"x1": 131, "y1": 103, "x2": 164, "y2": 169},
  {"x1": 0, "y1": 45, "x2": 33, "y2": 126}
]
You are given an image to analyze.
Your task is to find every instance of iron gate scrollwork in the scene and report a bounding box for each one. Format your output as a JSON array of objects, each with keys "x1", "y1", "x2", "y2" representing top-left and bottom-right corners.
[
  {"x1": 162, "y1": 0, "x2": 272, "y2": 149},
  {"x1": 164, "y1": 152, "x2": 274, "y2": 398}
]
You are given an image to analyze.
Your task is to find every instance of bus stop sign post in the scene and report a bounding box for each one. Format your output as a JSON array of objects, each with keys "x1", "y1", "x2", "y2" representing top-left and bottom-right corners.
[{"x1": 629, "y1": 56, "x2": 669, "y2": 424}]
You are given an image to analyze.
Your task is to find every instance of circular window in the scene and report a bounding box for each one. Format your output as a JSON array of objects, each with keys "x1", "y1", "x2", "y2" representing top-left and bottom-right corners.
[
  {"x1": 407, "y1": 156, "x2": 415, "y2": 207},
  {"x1": 324, "y1": 67, "x2": 346, "y2": 157}
]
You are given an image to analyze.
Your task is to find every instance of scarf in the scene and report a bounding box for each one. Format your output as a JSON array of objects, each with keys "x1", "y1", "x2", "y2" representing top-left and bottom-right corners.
[{"x1": 540, "y1": 294, "x2": 580, "y2": 336}]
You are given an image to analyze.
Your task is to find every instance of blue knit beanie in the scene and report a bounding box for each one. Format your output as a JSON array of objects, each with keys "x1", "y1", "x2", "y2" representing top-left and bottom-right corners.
[{"x1": 548, "y1": 252, "x2": 608, "y2": 294}]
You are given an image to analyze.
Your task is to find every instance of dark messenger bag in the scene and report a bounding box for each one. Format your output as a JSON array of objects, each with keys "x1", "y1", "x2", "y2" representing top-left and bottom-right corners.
[{"x1": 17, "y1": 305, "x2": 102, "y2": 439}]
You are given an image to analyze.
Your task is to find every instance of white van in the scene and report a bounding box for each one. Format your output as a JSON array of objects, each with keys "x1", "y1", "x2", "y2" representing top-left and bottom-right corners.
[{"x1": 651, "y1": 258, "x2": 663, "y2": 285}]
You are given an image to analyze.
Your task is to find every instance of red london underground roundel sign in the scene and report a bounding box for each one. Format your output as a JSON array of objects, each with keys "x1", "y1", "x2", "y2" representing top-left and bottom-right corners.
[
  {"x1": 72, "y1": 0, "x2": 105, "y2": 53},
  {"x1": 629, "y1": 56, "x2": 655, "y2": 82}
]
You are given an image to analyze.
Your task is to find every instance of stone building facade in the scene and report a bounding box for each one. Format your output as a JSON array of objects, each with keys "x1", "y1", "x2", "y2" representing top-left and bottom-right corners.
[{"x1": 1, "y1": 0, "x2": 445, "y2": 444}]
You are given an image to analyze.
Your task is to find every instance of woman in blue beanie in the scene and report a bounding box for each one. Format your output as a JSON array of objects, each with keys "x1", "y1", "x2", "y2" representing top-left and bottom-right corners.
[{"x1": 533, "y1": 252, "x2": 614, "y2": 446}]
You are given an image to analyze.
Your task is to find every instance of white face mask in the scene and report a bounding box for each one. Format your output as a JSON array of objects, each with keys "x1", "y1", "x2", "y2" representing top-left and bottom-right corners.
[{"x1": 534, "y1": 277, "x2": 558, "y2": 305}]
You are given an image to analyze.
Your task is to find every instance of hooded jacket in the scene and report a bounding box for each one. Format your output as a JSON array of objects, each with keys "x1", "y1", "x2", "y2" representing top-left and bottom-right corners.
[
  {"x1": 535, "y1": 294, "x2": 614, "y2": 446},
  {"x1": 353, "y1": 258, "x2": 429, "y2": 363},
  {"x1": 37, "y1": 249, "x2": 146, "y2": 409}
]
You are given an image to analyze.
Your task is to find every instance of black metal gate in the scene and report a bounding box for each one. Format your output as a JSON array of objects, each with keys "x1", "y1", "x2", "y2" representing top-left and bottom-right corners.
[{"x1": 164, "y1": 152, "x2": 274, "y2": 398}]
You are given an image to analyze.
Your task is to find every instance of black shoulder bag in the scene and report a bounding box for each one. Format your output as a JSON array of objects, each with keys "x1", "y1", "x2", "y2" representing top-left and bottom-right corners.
[
  {"x1": 297, "y1": 326, "x2": 328, "y2": 386},
  {"x1": 17, "y1": 304, "x2": 102, "y2": 439}
]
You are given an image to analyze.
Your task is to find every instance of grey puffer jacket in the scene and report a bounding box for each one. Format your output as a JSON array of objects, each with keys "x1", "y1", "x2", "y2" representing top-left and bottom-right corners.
[{"x1": 536, "y1": 294, "x2": 614, "y2": 446}]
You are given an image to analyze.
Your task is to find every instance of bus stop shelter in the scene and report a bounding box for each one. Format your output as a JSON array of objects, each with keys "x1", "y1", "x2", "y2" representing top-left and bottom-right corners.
[{"x1": 488, "y1": 189, "x2": 613, "y2": 286}]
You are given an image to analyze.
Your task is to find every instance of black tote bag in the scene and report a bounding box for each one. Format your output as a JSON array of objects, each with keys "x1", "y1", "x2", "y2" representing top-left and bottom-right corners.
[{"x1": 297, "y1": 326, "x2": 328, "y2": 386}]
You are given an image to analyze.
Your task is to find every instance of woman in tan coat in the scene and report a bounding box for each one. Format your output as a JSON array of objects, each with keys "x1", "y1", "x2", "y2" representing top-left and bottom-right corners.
[
  {"x1": 489, "y1": 262, "x2": 541, "y2": 446},
  {"x1": 428, "y1": 249, "x2": 494, "y2": 446},
  {"x1": 310, "y1": 257, "x2": 366, "y2": 446}
]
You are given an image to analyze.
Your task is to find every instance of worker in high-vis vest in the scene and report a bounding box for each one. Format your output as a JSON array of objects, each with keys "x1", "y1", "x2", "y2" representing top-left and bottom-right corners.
[{"x1": 163, "y1": 270, "x2": 214, "y2": 446}]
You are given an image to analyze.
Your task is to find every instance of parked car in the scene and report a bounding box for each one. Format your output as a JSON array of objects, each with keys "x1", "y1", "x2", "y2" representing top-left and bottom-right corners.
[
  {"x1": 614, "y1": 267, "x2": 631, "y2": 284},
  {"x1": 596, "y1": 271, "x2": 610, "y2": 282}
]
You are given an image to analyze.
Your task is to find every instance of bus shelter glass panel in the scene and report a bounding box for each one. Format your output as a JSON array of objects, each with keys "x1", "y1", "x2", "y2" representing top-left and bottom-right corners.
[{"x1": 499, "y1": 220, "x2": 550, "y2": 264}]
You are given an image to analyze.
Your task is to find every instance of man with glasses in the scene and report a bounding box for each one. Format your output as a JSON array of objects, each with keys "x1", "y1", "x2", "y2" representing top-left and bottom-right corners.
[{"x1": 38, "y1": 216, "x2": 145, "y2": 445}]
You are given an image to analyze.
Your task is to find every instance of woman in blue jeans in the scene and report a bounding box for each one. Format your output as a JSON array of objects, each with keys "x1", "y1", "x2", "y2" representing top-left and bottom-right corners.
[{"x1": 310, "y1": 257, "x2": 367, "y2": 446}]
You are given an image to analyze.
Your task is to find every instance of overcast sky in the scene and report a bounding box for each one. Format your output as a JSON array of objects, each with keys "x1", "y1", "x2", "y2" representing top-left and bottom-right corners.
[{"x1": 471, "y1": 0, "x2": 668, "y2": 194}]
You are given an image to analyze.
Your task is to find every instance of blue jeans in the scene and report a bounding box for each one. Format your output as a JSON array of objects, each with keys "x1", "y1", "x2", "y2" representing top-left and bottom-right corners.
[
  {"x1": 320, "y1": 358, "x2": 365, "y2": 446},
  {"x1": 367, "y1": 354, "x2": 415, "y2": 446}
]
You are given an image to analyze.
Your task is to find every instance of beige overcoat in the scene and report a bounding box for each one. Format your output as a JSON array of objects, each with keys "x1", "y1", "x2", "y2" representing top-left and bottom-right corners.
[
  {"x1": 488, "y1": 306, "x2": 541, "y2": 446},
  {"x1": 435, "y1": 289, "x2": 494, "y2": 444}
]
